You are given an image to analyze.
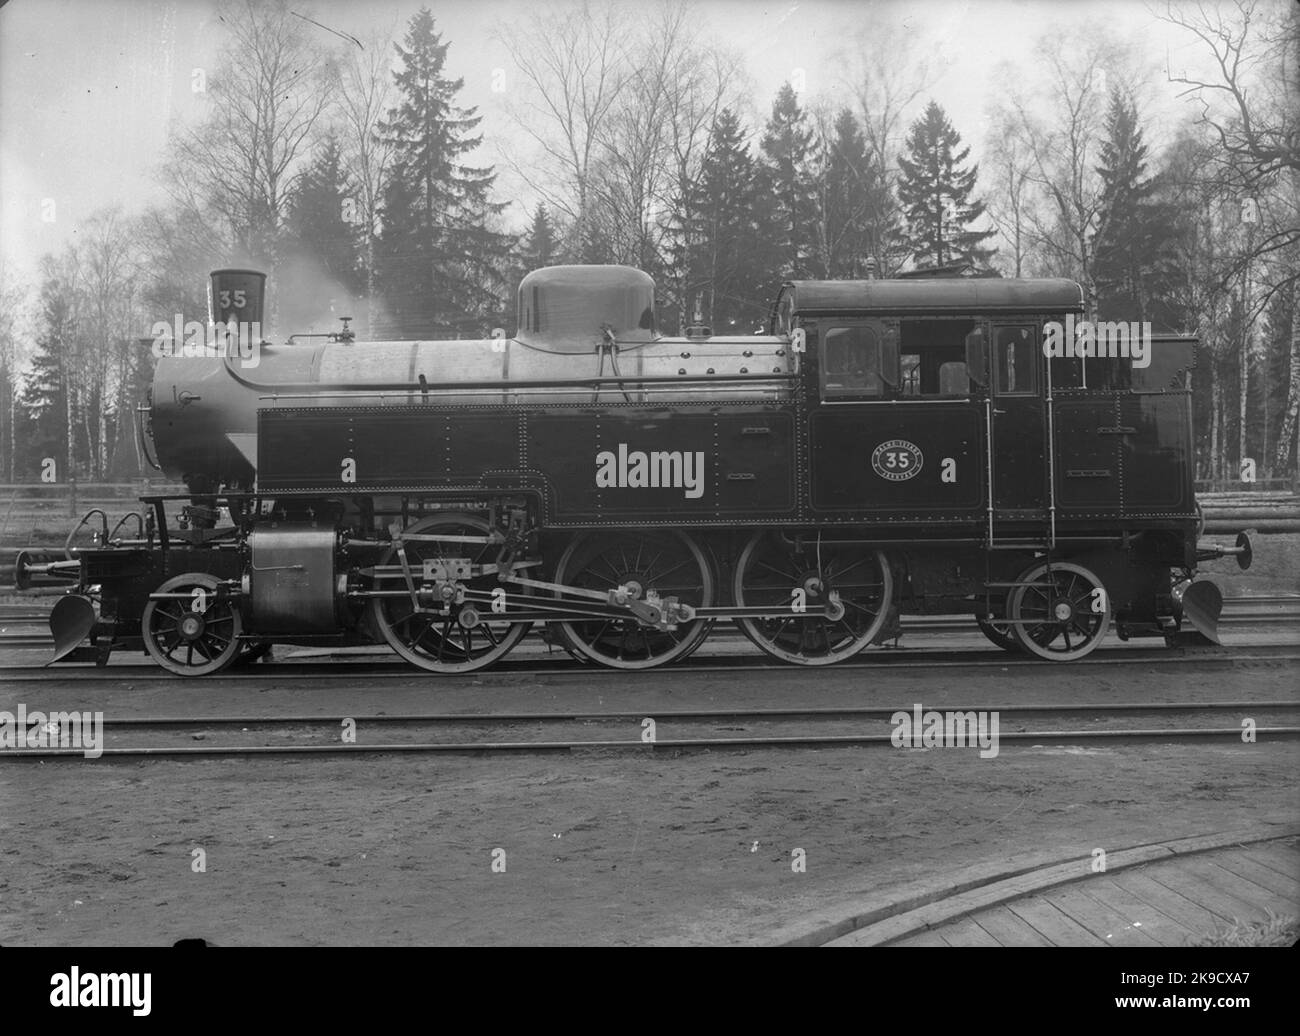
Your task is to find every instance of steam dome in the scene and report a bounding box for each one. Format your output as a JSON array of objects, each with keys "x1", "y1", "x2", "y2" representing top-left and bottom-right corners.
[{"x1": 516, "y1": 265, "x2": 657, "y2": 353}]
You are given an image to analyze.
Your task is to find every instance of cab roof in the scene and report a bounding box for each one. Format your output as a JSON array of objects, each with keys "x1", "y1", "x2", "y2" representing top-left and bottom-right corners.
[{"x1": 781, "y1": 278, "x2": 1085, "y2": 315}]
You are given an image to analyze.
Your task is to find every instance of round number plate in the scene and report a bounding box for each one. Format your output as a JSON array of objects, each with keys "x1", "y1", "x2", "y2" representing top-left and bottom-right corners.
[{"x1": 871, "y1": 439, "x2": 924, "y2": 481}]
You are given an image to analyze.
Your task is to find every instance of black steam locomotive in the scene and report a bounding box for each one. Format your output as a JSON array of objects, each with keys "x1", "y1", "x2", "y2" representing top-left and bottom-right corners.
[{"x1": 19, "y1": 265, "x2": 1252, "y2": 675}]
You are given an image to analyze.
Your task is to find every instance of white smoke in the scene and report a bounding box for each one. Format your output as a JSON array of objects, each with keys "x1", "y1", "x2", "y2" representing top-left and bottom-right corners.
[{"x1": 266, "y1": 251, "x2": 390, "y2": 342}]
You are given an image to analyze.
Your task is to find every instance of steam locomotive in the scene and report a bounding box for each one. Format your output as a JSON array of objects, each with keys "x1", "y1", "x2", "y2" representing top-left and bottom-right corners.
[{"x1": 18, "y1": 265, "x2": 1252, "y2": 675}]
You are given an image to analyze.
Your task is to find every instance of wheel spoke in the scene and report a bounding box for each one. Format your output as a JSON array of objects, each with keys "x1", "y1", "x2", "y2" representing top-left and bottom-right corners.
[
  {"x1": 755, "y1": 558, "x2": 800, "y2": 583},
  {"x1": 556, "y1": 532, "x2": 711, "y2": 670},
  {"x1": 1009, "y1": 563, "x2": 1107, "y2": 661},
  {"x1": 639, "y1": 550, "x2": 663, "y2": 578},
  {"x1": 830, "y1": 555, "x2": 874, "y2": 579},
  {"x1": 648, "y1": 558, "x2": 691, "y2": 585},
  {"x1": 371, "y1": 517, "x2": 531, "y2": 673},
  {"x1": 736, "y1": 535, "x2": 891, "y2": 665},
  {"x1": 406, "y1": 614, "x2": 435, "y2": 650},
  {"x1": 142, "y1": 577, "x2": 244, "y2": 676}
]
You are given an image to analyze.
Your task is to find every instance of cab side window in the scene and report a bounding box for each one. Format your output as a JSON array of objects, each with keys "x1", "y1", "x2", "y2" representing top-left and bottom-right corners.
[
  {"x1": 994, "y1": 325, "x2": 1038, "y2": 395},
  {"x1": 774, "y1": 294, "x2": 794, "y2": 335},
  {"x1": 898, "y1": 319, "x2": 974, "y2": 397},
  {"x1": 822, "y1": 325, "x2": 885, "y2": 397}
]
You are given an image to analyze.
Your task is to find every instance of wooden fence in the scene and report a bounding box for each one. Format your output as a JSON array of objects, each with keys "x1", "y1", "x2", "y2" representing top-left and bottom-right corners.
[{"x1": 0, "y1": 481, "x2": 185, "y2": 541}]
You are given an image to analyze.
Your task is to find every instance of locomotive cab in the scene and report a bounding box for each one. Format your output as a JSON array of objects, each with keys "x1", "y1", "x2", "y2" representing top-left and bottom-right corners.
[{"x1": 781, "y1": 276, "x2": 1238, "y2": 649}]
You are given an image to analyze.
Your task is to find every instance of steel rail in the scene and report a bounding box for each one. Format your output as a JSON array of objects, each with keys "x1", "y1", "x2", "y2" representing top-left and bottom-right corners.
[
  {"x1": 7, "y1": 726, "x2": 1300, "y2": 760},
  {"x1": 1, "y1": 646, "x2": 1299, "y2": 683},
  {"x1": 27, "y1": 699, "x2": 1300, "y2": 728}
]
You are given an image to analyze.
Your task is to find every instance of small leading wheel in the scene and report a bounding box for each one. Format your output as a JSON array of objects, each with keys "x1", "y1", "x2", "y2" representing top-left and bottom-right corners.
[
  {"x1": 552, "y1": 530, "x2": 714, "y2": 670},
  {"x1": 369, "y1": 513, "x2": 532, "y2": 674},
  {"x1": 733, "y1": 531, "x2": 893, "y2": 665},
  {"x1": 1007, "y1": 560, "x2": 1110, "y2": 661},
  {"x1": 141, "y1": 572, "x2": 243, "y2": 676}
]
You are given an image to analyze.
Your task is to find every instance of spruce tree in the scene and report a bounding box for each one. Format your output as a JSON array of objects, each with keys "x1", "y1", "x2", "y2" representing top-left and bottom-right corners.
[
  {"x1": 1091, "y1": 91, "x2": 1182, "y2": 326},
  {"x1": 674, "y1": 109, "x2": 772, "y2": 332},
  {"x1": 758, "y1": 83, "x2": 823, "y2": 280},
  {"x1": 518, "y1": 204, "x2": 558, "y2": 273},
  {"x1": 377, "y1": 7, "x2": 512, "y2": 338},
  {"x1": 823, "y1": 108, "x2": 907, "y2": 278},
  {"x1": 508, "y1": 203, "x2": 558, "y2": 331},
  {"x1": 286, "y1": 137, "x2": 363, "y2": 296},
  {"x1": 896, "y1": 101, "x2": 996, "y2": 270}
]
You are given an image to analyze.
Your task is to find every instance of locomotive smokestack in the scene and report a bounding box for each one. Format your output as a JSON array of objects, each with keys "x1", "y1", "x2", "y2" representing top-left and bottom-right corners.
[{"x1": 208, "y1": 269, "x2": 267, "y2": 338}]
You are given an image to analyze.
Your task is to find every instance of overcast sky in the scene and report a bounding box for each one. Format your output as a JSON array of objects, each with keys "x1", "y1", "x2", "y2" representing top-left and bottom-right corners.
[{"x1": 0, "y1": 0, "x2": 1241, "y2": 284}]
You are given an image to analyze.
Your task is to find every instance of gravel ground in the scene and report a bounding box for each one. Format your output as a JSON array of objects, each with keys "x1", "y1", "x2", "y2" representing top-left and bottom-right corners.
[{"x1": 1, "y1": 654, "x2": 1296, "y2": 946}]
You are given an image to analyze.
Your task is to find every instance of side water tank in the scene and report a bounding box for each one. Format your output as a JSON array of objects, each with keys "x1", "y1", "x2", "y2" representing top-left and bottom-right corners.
[{"x1": 515, "y1": 265, "x2": 657, "y2": 353}]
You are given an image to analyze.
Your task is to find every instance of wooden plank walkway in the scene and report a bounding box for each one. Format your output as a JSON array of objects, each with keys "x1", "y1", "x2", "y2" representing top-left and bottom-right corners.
[{"x1": 891, "y1": 836, "x2": 1298, "y2": 946}]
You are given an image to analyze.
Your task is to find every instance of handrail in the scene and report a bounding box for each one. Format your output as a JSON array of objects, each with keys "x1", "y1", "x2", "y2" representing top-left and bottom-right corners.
[
  {"x1": 135, "y1": 397, "x2": 163, "y2": 472},
  {"x1": 1045, "y1": 347, "x2": 1057, "y2": 549},
  {"x1": 221, "y1": 352, "x2": 797, "y2": 395}
]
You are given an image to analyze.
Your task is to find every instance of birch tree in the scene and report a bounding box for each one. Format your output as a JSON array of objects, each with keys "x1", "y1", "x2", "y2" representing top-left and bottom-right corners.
[
  {"x1": 1160, "y1": 0, "x2": 1300, "y2": 479},
  {"x1": 164, "y1": 0, "x2": 336, "y2": 268}
]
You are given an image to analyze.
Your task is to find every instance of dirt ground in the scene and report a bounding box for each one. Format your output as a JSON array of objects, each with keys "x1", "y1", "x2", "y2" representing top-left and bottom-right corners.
[{"x1": 1, "y1": 654, "x2": 1296, "y2": 946}]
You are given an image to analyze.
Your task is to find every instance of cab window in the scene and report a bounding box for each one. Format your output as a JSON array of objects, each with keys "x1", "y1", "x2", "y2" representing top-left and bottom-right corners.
[
  {"x1": 822, "y1": 325, "x2": 885, "y2": 397},
  {"x1": 898, "y1": 318, "x2": 974, "y2": 397},
  {"x1": 774, "y1": 294, "x2": 794, "y2": 335},
  {"x1": 994, "y1": 325, "x2": 1038, "y2": 395}
]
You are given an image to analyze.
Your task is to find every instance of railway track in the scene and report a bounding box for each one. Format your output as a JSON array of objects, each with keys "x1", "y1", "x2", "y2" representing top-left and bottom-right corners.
[
  {"x1": 1, "y1": 642, "x2": 1299, "y2": 683},
  {"x1": 4, "y1": 698, "x2": 1299, "y2": 760}
]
